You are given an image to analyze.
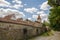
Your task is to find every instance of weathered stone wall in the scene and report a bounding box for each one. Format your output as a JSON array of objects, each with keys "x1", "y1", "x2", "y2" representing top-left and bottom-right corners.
[
  {"x1": 0, "y1": 22, "x2": 43, "y2": 40},
  {"x1": 0, "y1": 28, "x2": 23, "y2": 40}
]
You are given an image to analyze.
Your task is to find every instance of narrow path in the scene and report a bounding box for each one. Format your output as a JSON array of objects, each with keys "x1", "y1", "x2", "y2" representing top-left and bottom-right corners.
[{"x1": 29, "y1": 32, "x2": 60, "y2": 40}]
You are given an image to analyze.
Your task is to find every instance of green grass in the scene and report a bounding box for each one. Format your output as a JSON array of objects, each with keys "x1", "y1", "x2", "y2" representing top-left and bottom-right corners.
[{"x1": 41, "y1": 30, "x2": 54, "y2": 36}]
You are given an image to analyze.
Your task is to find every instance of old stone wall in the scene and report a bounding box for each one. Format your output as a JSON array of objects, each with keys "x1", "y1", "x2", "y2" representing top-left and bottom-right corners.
[{"x1": 0, "y1": 22, "x2": 43, "y2": 40}]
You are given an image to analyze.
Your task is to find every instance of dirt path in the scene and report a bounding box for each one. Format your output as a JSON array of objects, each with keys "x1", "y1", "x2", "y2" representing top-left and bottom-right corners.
[{"x1": 29, "y1": 32, "x2": 60, "y2": 40}]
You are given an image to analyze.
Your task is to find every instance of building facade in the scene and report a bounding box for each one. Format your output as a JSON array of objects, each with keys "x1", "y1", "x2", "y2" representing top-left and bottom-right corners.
[{"x1": 0, "y1": 14, "x2": 45, "y2": 40}]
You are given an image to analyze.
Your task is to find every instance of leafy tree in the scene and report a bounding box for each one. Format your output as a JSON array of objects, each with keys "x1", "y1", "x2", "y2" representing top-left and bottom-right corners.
[
  {"x1": 48, "y1": 0, "x2": 60, "y2": 30},
  {"x1": 48, "y1": 0, "x2": 60, "y2": 7},
  {"x1": 42, "y1": 21, "x2": 50, "y2": 26}
]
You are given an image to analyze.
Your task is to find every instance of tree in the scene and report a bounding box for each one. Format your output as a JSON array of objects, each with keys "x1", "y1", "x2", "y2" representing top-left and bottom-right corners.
[
  {"x1": 48, "y1": 0, "x2": 60, "y2": 31},
  {"x1": 48, "y1": 0, "x2": 60, "y2": 7},
  {"x1": 42, "y1": 21, "x2": 50, "y2": 26}
]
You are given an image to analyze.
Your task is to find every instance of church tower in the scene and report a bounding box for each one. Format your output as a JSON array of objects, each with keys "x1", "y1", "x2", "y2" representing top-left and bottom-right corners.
[{"x1": 37, "y1": 15, "x2": 41, "y2": 23}]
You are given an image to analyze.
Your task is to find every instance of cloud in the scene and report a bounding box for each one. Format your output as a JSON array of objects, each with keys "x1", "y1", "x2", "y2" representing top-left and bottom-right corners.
[
  {"x1": 32, "y1": 15, "x2": 38, "y2": 19},
  {"x1": 11, "y1": 0, "x2": 23, "y2": 9},
  {"x1": 0, "y1": 0, "x2": 10, "y2": 7},
  {"x1": 24, "y1": 7, "x2": 38, "y2": 13},
  {"x1": 40, "y1": 1, "x2": 50, "y2": 10},
  {"x1": 37, "y1": 11, "x2": 48, "y2": 22},
  {"x1": 0, "y1": 0, "x2": 23, "y2": 9},
  {"x1": 37, "y1": 11, "x2": 47, "y2": 19},
  {"x1": 37, "y1": 11, "x2": 45, "y2": 14},
  {"x1": 0, "y1": 0, "x2": 49, "y2": 22},
  {"x1": 28, "y1": 18, "x2": 32, "y2": 20},
  {"x1": 0, "y1": 0, "x2": 24, "y2": 20},
  {"x1": 0, "y1": 8, "x2": 25, "y2": 20},
  {"x1": 10, "y1": 4, "x2": 23, "y2": 9},
  {"x1": 12, "y1": 0, "x2": 22, "y2": 4}
]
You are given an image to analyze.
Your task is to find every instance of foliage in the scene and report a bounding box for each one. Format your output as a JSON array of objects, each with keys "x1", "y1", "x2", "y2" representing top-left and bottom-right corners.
[
  {"x1": 48, "y1": 0, "x2": 57, "y2": 7},
  {"x1": 48, "y1": 0, "x2": 60, "y2": 7},
  {"x1": 48, "y1": 0, "x2": 60, "y2": 31},
  {"x1": 42, "y1": 21, "x2": 50, "y2": 26},
  {"x1": 41, "y1": 30, "x2": 54, "y2": 36}
]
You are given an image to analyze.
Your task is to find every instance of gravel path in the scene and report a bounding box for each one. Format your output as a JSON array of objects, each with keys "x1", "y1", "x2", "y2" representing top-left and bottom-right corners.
[{"x1": 29, "y1": 32, "x2": 60, "y2": 40}]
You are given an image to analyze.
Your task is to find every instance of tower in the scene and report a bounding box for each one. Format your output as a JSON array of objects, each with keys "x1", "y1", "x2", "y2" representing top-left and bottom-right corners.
[{"x1": 37, "y1": 15, "x2": 41, "y2": 23}]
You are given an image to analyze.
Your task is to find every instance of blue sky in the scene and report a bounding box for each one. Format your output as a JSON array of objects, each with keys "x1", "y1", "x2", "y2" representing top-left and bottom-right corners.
[{"x1": 0, "y1": 0, "x2": 50, "y2": 22}]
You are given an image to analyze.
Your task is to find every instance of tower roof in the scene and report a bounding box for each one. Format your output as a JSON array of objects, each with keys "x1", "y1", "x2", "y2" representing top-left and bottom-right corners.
[
  {"x1": 35, "y1": 15, "x2": 41, "y2": 23},
  {"x1": 37, "y1": 15, "x2": 41, "y2": 20}
]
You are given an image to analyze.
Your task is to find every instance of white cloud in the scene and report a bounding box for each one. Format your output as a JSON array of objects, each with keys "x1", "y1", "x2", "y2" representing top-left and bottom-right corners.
[
  {"x1": 40, "y1": 1, "x2": 50, "y2": 10},
  {"x1": 37, "y1": 11, "x2": 48, "y2": 22},
  {"x1": 12, "y1": 0, "x2": 23, "y2": 9},
  {"x1": 24, "y1": 7, "x2": 38, "y2": 13},
  {"x1": 32, "y1": 15, "x2": 38, "y2": 19},
  {"x1": 37, "y1": 11, "x2": 45, "y2": 14},
  {"x1": 37, "y1": 11, "x2": 48, "y2": 18},
  {"x1": 41, "y1": 13, "x2": 48, "y2": 18},
  {"x1": 28, "y1": 18, "x2": 32, "y2": 20},
  {"x1": 0, "y1": 0, "x2": 49, "y2": 22},
  {"x1": 0, "y1": 0, "x2": 10, "y2": 7},
  {"x1": 0, "y1": 0, "x2": 23, "y2": 9},
  {"x1": 11, "y1": 4, "x2": 23, "y2": 9},
  {"x1": 0, "y1": 8, "x2": 25, "y2": 20},
  {"x1": 0, "y1": 0, "x2": 24, "y2": 20},
  {"x1": 12, "y1": 0, "x2": 22, "y2": 4},
  {"x1": 32, "y1": 15, "x2": 38, "y2": 21}
]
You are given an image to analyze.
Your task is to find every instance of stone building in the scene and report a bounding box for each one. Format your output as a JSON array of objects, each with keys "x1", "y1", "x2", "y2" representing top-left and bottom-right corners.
[{"x1": 0, "y1": 14, "x2": 44, "y2": 40}]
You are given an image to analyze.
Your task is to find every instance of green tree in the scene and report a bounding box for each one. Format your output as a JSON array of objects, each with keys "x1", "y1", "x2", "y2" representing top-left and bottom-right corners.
[
  {"x1": 48, "y1": 0, "x2": 60, "y2": 31},
  {"x1": 42, "y1": 21, "x2": 50, "y2": 26},
  {"x1": 48, "y1": 0, "x2": 60, "y2": 7}
]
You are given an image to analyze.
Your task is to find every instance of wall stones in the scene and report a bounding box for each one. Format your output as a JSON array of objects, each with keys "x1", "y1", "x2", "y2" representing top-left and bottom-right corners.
[{"x1": 0, "y1": 22, "x2": 44, "y2": 40}]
